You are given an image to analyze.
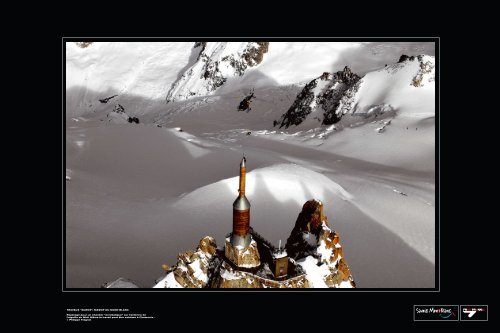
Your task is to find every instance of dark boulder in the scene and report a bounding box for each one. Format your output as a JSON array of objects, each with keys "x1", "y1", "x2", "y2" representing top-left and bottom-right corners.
[
  {"x1": 398, "y1": 54, "x2": 415, "y2": 63},
  {"x1": 285, "y1": 199, "x2": 326, "y2": 260},
  {"x1": 113, "y1": 104, "x2": 125, "y2": 113}
]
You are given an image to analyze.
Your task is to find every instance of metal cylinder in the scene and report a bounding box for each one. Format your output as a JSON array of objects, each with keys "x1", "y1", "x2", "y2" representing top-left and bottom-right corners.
[
  {"x1": 232, "y1": 156, "x2": 251, "y2": 246},
  {"x1": 233, "y1": 208, "x2": 250, "y2": 236}
]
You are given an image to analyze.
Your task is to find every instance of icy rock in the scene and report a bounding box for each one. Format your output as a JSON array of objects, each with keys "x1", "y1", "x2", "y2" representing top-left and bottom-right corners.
[
  {"x1": 277, "y1": 66, "x2": 361, "y2": 128},
  {"x1": 158, "y1": 236, "x2": 217, "y2": 288},
  {"x1": 167, "y1": 42, "x2": 269, "y2": 102},
  {"x1": 398, "y1": 54, "x2": 415, "y2": 63},
  {"x1": 286, "y1": 199, "x2": 356, "y2": 288},
  {"x1": 155, "y1": 200, "x2": 354, "y2": 288},
  {"x1": 224, "y1": 238, "x2": 260, "y2": 268}
]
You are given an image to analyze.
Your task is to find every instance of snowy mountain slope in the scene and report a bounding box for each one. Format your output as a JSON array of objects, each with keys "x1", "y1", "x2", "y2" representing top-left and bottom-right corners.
[
  {"x1": 66, "y1": 42, "x2": 193, "y2": 116},
  {"x1": 141, "y1": 54, "x2": 435, "y2": 171},
  {"x1": 67, "y1": 120, "x2": 435, "y2": 288},
  {"x1": 275, "y1": 55, "x2": 435, "y2": 131},
  {"x1": 166, "y1": 42, "x2": 269, "y2": 102},
  {"x1": 277, "y1": 66, "x2": 361, "y2": 128},
  {"x1": 351, "y1": 55, "x2": 435, "y2": 116},
  {"x1": 151, "y1": 199, "x2": 355, "y2": 288},
  {"x1": 65, "y1": 42, "x2": 436, "y2": 288},
  {"x1": 66, "y1": 42, "x2": 434, "y2": 119},
  {"x1": 313, "y1": 55, "x2": 435, "y2": 171}
]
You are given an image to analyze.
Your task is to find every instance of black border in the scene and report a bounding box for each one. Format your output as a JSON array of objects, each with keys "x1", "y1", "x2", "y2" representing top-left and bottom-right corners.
[{"x1": 63, "y1": 37, "x2": 439, "y2": 292}]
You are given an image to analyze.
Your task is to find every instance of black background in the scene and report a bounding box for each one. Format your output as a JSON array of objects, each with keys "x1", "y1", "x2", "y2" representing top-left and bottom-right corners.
[{"x1": 35, "y1": 7, "x2": 492, "y2": 329}]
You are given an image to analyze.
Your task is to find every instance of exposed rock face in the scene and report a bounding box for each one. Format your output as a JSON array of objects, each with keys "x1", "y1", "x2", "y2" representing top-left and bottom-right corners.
[
  {"x1": 156, "y1": 236, "x2": 217, "y2": 288},
  {"x1": 398, "y1": 54, "x2": 415, "y2": 63},
  {"x1": 277, "y1": 79, "x2": 318, "y2": 128},
  {"x1": 127, "y1": 116, "x2": 139, "y2": 124},
  {"x1": 194, "y1": 42, "x2": 206, "y2": 60},
  {"x1": 412, "y1": 55, "x2": 435, "y2": 87},
  {"x1": 105, "y1": 104, "x2": 139, "y2": 124},
  {"x1": 277, "y1": 66, "x2": 361, "y2": 128},
  {"x1": 396, "y1": 54, "x2": 435, "y2": 87},
  {"x1": 75, "y1": 42, "x2": 93, "y2": 48},
  {"x1": 105, "y1": 104, "x2": 130, "y2": 123},
  {"x1": 166, "y1": 42, "x2": 269, "y2": 102},
  {"x1": 243, "y1": 42, "x2": 269, "y2": 67},
  {"x1": 113, "y1": 104, "x2": 125, "y2": 114},
  {"x1": 152, "y1": 200, "x2": 354, "y2": 288},
  {"x1": 224, "y1": 237, "x2": 261, "y2": 268},
  {"x1": 277, "y1": 55, "x2": 435, "y2": 130},
  {"x1": 285, "y1": 199, "x2": 355, "y2": 288}
]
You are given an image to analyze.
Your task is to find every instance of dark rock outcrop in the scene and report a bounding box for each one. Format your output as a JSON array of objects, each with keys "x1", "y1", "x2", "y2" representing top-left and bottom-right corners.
[
  {"x1": 243, "y1": 42, "x2": 269, "y2": 66},
  {"x1": 277, "y1": 79, "x2": 318, "y2": 128},
  {"x1": 75, "y1": 42, "x2": 93, "y2": 48},
  {"x1": 285, "y1": 199, "x2": 324, "y2": 259},
  {"x1": 412, "y1": 55, "x2": 435, "y2": 87},
  {"x1": 285, "y1": 199, "x2": 356, "y2": 288},
  {"x1": 99, "y1": 95, "x2": 118, "y2": 103},
  {"x1": 113, "y1": 104, "x2": 125, "y2": 113},
  {"x1": 398, "y1": 54, "x2": 415, "y2": 63},
  {"x1": 167, "y1": 42, "x2": 270, "y2": 102},
  {"x1": 194, "y1": 42, "x2": 207, "y2": 60},
  {"x1": 278, "y1": 66, "x2": 361, "y2": 128},
  {"x1": 150, "y1": 199, "x2": 355, "y2": 288},
  {"x1": 319, "y1": 67, "x2": 361, "y2": 125}
]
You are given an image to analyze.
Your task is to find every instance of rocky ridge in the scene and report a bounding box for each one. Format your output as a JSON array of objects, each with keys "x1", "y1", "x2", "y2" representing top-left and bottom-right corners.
[
  {"x1": 155, "y1": 236, "x2": 217, "y2": 288},
  {"x1": 146, "y1": 199, "x2": 355, "y2": 289},
  {"x1": 166, "y1": 42, "x2": 269, "y2": 102},
  {"x1": 277, "y1": 66, "x2": 361, "y2": 128},
  {"x1": 276, "y1": 55, "x2": 435, "y2": 129},
  {"x1": 286, "y1": 199, "x2": 355, "y2": 288},
  {"x1": 389, "y1": 54, "x2": 435, "y2": 87}
]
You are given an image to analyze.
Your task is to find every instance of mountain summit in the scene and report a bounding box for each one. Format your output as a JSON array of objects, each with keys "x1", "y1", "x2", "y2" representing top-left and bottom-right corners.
[
  {"x1": 148, "y1": 199, "x2": 355, "y2": 288},
  {"x1": 166, "y1": 42, "x2": 269, "y2": 102}
]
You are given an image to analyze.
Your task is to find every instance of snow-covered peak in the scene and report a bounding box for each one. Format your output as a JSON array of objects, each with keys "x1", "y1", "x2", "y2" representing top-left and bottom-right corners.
[
  {"x1": 151, "y1": 199, "x2": 354, "y2": 288},
  {"x1": 166, "y1": 42, "x2": 269, "y2": 102},
  {"x1": 395, "y1": 54, "x2": 435, "y2": 87},
  {"x1": 66, "y1": 42, "x2": 194, "y2": 99},
  {"x1": 350, "y1": 54, "x2": 435, "y2": 117},
  {"x1": 276, "y1": 54, "x2": 435, "y2": 131},
  {"x1": 153, "y1": 236, "x2": 217, "y2": 288},
  {"x1": 277, "y1": 66, "x2": 362, "y2": 129}
]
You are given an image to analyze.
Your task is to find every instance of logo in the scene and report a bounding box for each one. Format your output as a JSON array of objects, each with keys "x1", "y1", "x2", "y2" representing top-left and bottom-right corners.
[
  {"x1": 460, "y1": 305, "x2": 488, "y2": 321},
  {"x1": 414, "y1": 305, "x2": 459, "y2": 321}
]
